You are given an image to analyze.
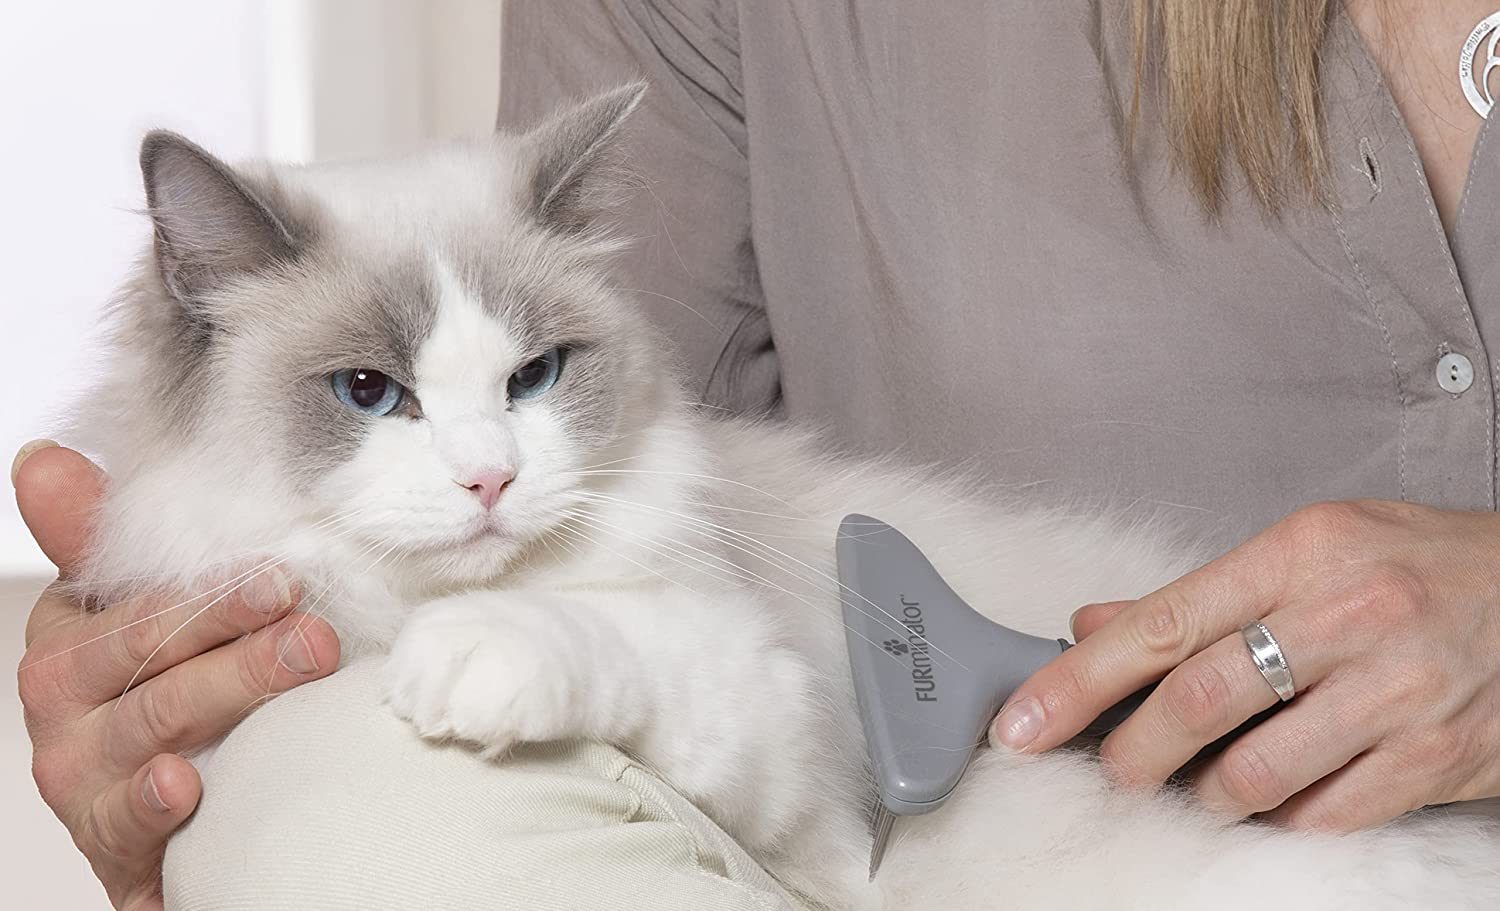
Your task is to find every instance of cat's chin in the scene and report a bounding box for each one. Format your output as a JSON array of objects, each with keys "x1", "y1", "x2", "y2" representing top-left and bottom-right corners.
[{"x1": 383, "y1": 529, "x2": 532, "y2": 590}]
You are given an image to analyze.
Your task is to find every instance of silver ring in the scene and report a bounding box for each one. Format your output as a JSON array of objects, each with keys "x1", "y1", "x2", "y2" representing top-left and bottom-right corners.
[{"x1": 1241, "y1": 621, "x2": 1296, "y2": 702}]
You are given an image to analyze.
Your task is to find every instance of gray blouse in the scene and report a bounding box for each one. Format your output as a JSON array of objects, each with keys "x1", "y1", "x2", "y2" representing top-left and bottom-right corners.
[{"x1": 498, "y1": 1, "x2": 1500, "y2": 557}]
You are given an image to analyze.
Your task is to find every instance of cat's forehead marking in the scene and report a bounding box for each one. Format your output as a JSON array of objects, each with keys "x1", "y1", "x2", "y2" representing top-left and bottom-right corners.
[{"x1": 414, "y1": 255, "x2": 523, "y2": 419}]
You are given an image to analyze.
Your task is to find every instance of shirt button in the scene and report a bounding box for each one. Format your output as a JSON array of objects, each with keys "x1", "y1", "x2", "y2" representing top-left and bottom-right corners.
[{"x1": 1436, "y1": 352, "x2": 1475, "y2": 394}]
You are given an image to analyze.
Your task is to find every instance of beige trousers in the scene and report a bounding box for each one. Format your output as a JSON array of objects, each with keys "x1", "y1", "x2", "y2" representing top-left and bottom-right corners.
[{"x1": 163, "y1": 658, "x2": 803, "y2": 910}]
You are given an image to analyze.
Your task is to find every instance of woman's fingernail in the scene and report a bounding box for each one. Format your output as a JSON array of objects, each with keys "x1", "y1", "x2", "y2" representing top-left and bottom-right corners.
[
  {"x1": 990, "y1": 697, "x2": 1044, "y2": 751},
  {"x1": 243, "y1": 567, "x2": 293, "y2": 613},
  {"x1": 142, "y1": 767, "x2": 171, "y2": 813},
  {"x1": 277, "y1": 627, "x2": 319, "y2": 675},
  {"x1": 10, "y1": 439, "x2": 59, "y2": 486}
]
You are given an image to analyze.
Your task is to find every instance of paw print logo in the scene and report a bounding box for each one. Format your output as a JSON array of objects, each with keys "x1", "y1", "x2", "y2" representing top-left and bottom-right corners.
[{"x1": 882, "y1": 639, "x2": 909, "y2": 656}]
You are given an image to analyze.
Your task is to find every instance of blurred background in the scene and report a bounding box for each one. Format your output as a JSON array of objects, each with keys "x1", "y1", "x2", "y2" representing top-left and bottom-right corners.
[{"x1": 0, "y1": 1, "x2": 501, "y2": 906}]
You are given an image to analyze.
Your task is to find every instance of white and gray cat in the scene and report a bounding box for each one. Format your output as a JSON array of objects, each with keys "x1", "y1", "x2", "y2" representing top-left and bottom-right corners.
[{"x1": 70, "y1": 84, "x2": 1500, "y2": 910}]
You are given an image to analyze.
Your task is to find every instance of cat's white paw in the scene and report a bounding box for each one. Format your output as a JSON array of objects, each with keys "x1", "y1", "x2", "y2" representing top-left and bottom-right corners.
[{"x1": 382, "y1": 596, "x2": 574, "y2": 755}]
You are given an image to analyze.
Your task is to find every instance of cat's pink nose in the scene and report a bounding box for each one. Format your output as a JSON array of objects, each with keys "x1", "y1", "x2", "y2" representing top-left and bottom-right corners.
[{"x1": 457, "y1": 468, "x2": 514, "y2": 510}]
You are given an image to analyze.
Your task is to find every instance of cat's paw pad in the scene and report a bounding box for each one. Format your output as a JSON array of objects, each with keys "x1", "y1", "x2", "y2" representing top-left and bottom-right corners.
[{"x1": 382, "y1": 599, "x2": 572, "y2": 755}]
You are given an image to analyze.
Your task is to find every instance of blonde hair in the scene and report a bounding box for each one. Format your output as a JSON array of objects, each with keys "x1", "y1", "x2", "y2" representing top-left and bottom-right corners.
[{"x1": 1132, "y1": 0, "x2": 1333, "y2": 213}]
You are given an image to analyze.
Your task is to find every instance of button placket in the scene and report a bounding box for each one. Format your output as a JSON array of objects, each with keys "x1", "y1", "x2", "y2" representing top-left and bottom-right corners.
[{"x1": 1321, "y1": 11, "x2": 1496, "y2": 509}]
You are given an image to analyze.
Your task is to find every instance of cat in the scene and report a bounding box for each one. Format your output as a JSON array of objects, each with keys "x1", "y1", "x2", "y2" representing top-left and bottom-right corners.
[{"x1": 67, "y1": 83, "x2": 1500, "y2": 910}]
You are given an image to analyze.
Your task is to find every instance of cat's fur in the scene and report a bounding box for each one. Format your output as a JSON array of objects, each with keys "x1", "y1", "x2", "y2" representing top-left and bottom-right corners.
[{"x1": 70, "y1": 85, "x2": 1500, "y2": 910}]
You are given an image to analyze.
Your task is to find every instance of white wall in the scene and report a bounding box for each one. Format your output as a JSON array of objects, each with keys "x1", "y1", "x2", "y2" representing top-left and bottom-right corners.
[
  {"x1": 269, "y1": 0, "x2": 501, "y2": 163},
  {"x1": 0, "y1": 4, "x2": 499, "y2": 906},
  {"x1": 0, "y1": 1, "x2": 268, "y2": 579}
]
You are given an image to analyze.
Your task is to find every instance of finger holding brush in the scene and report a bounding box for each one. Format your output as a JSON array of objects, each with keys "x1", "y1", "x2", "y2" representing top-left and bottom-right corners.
[{"x1": 992, "y1": 500, "x2": 1500, "y2": 831}]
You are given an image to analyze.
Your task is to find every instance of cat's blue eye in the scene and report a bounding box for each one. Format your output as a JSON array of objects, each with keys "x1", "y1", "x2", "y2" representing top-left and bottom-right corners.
[
  {"x1": 508, "y1": 347, "x2": 565, "y2": 401},
  {"x1": 331, "y1": 368, "x2": 406, "y2": 416}
]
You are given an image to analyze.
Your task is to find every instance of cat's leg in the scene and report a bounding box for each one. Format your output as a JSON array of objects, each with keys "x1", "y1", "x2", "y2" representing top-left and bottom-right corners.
[{"x1": 382, "y1": 584, "x2": 871, "y2": 905}]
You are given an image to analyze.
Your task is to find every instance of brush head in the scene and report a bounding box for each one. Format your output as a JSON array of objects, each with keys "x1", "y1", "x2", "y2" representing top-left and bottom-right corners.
[{"x1": 836, "y1": 514, "x2": 1067, "y2": 876}]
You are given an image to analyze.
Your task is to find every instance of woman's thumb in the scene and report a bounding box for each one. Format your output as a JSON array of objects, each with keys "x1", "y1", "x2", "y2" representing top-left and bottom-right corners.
[{"x1": 13, "y1": 442, "x2": 106, "y2": 572}]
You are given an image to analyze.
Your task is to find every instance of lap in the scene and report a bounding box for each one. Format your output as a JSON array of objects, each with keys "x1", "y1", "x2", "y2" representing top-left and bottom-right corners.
[{"x1": 164, "y1": 658, "x2": 800, "y2": 911}]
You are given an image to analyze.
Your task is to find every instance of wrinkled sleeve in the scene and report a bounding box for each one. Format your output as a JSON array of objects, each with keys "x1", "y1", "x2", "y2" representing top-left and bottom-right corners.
[{"x1": 499, "y1": 0, "x2": 779, "y2": 415}]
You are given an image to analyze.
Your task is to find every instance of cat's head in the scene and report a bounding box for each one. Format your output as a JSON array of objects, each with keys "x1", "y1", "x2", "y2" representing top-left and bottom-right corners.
[{"x1": 72, "y1": 84, "x2": 697, "y2": 605}]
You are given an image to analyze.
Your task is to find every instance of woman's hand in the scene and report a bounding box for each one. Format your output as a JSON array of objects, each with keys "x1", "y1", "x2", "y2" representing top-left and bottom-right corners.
[
  {"x1": 13, "y1": 442, "x2": 340, "y2": 911},
  {"x1": 990, "y1": 499, "x2": 1500, "y2": 831}
]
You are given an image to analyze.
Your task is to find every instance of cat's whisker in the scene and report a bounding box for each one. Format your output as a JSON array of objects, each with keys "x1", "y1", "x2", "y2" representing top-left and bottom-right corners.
[
  {"x1": 552, "y1": 517, "x2": 718, "y2": 603},
  {"x1": 573, "y1": 492, "x2": 850, "y2": 597},
  {"x1": 565, "y1": 468, "x2": 801, "y2": 510},
  {"x1": 19, "y1": 556, "x2": 296, "y2": 670},
  {"x1": 570, "y1": 491, "x2": 964, "y2": 669},
  {"x1": 274, "y1": 536, "x2": 399, "y2": 678},
  {"x1": 260, "y1": 536, "x2": 396, "y2": 705},
  {"x1": 566, "y1": 508, "x2": 798, "y2": 597},
  {"x1": 627, "y1": 510, "x2": 970, "y2": 677},
  {"x1": 565, "y1": 425, "x2": 684, "y2": 474},
  {"x1": 656, "y1": 527, "x2": 928, "y2": 667},
  {"x1": 563, "y1": 510, "x2": 759, "y2": 594},
  {"x1": 707, "y1": 524, "x2": 974, "y2": 673},
  {"x1": 570, "y1": 486, "x2": 838, "y2": 539},
  {"x1": 560, "y1": 508, "x2": 917, "y2": 677},
  {"x1": 690, "y1": 501, "x2": 838, "y2": 526},
  {"x1": 307, "y1": 507, "x2": 371, "y2": 528},
  {"x1": 30, "y1": 507, "x2": 375, "y2": 651},
  {"x1": 571, "y1": 452, "x2": 649, "y2": 473},
  {"x1": 54, "y1": 549, "x2": 272, "y2": 590},
  {"x1": 254, "y1": 567, "x2": 353, "y2": 707},
  {"x1": 57, "y1": 508, "x2": 371, "y2": 698},
  {"x1": 114, "y1": 558, "x2": 294, "y2": 706},
  {"x1": 549, "y1": 529, "x2": 583, "y2": 559},
  {"x1": 558, "y1": 507, "x2": 761, "y2": 593},
  {"x1": 547, "y1": 522, "x2": 592, "y2": 564},
  {"x1": 606, "y1": 287, "x2": 715, "y2": 327},
  {"x1": 535, "y1": 521, "x2": 575, "y2": 568},
  {"x1": 302, "y1": 507, "x2": 380, "y2": 539},
  {"x1": 562, "y1": 509, "x2": 917, "y2": 679},
  {"x1": 566, "y1": 502, "x2": 840, "y2": 608}
]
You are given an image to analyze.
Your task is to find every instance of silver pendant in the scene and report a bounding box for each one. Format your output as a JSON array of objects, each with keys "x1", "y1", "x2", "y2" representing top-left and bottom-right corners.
[{"x1": 1460, "y1": 12, "x2": 1500, "y2": 119}]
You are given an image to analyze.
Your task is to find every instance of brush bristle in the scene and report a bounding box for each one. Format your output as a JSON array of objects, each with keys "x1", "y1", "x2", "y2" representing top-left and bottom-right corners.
[{"x1": 869, "y1": 804, "x2": 896, "y2": 879}]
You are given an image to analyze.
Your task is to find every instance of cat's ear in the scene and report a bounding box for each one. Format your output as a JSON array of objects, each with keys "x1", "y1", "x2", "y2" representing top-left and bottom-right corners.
[
  {"x1": 520, "y1": 82, "x2": 646, "y2": 235},
  {"x1": 139, "y1": 130, "x2": 299, "y2": 303}
]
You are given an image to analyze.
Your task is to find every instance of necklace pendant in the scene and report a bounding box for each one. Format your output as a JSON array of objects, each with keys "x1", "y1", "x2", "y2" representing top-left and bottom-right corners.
[{"x1": 1460, "y1": 12, "x2": 1500, "y2": 119}]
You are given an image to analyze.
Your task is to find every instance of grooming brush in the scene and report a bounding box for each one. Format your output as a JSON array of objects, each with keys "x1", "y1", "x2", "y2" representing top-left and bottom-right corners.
[{"x1": 837, "y1": 514, "x2": 1278, "y2": 877}]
